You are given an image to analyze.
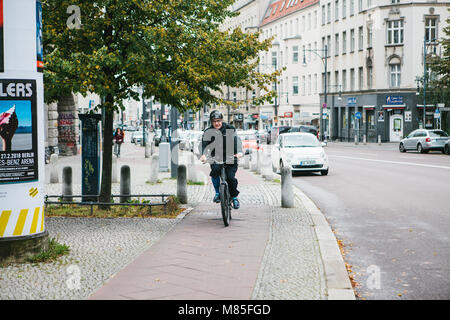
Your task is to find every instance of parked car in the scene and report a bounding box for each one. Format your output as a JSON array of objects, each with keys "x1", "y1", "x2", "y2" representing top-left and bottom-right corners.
[
  {"x1": 237, "y1": 131, "x2": 263, "y2": 155},
  {"x1": 131, "y1": 131, "x2": 146, "y2": 144},
  {"x1": 255, "y1": 129, "x2": 268, "y2": 143},
  {"x1": 177, "y1": 130, "x2": 190, "y2": 150},
  {"x1": 267, "y1": 126, "x2": 291, "y2": 144},
  {"x1": 153, "y1": 129, "x2": 162, "y2": 146},
  {"x1": 399, "y1": 129, "x2": 449, "y2": 153},
  {"x1": 271, "y1": 132, "x2": 329, "y2": 176},
  {"x1": 444, "y1": 138, "x2": 450, "y2": 155},
  {"x1": 288, "y1": 125, "x2": 319, "y2": 140},
  {"x1": 188, "y1": 131, "x2": 203, "y2": 152}
]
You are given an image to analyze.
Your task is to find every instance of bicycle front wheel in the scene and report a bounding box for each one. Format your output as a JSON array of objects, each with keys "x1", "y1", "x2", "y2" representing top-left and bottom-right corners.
[{"x1": 219, "y1": 183, "x2": 230, "y2": 227}]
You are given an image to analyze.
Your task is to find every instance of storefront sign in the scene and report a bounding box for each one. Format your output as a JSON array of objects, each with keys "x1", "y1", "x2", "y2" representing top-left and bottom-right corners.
[
  {"x1": 284, "y1": 112, "x2": 293, "y2": 118},
  {"x1": 405, "y1": 111, "x2": 412, "y2": 122},
  {"x1": 386, "y1": 96, "x2": 403, "y2": 105},
  {"x1": 347, "y1": 97, "x2": 356, "y2": 106},
  {"x1": 0, "y1": 80, "x2": 38, "y2": 184},
  {"x1": 377, "y1": 111, "x2": 384, "y2": 122}
]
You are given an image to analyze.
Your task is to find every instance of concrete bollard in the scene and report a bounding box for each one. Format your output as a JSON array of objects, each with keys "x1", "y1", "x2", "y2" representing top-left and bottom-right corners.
[
  {"x1": 145, "y1": 142, "x2": 151, "y2": 158},
  {"x1": 62, "y1": 166, "x2": 73, "y2": 202},
  {"x1": 177, "y1": 164, "x2": 188, "y2": 204},
  {"x1": 281, "y1": 167, "x2": 295, "y2": 208},
  {"x1": 188, "y1": 152, "x2": 197, "y2": 182},
  {"x1": 363, "y1": 134, "x2": 367, "y2": 145},
  {"x1": 244, "y1": 153, "x2": 250, "y2": 169},
  {"x1": 49, "y1": 154, "x2": 59, "y2": 184},
  {"x1": 112, "y1": 156, "x2": 119, "y2": 183},
  {"x1": 250, "y1": 153, "x2": 258, "y2": 172},
  {"x1": 378, "y1": 135, "x2": 382, "y2": 145},
  {"x1": 120, "y1": 165, "x2": 131, "y2": 203},
  {"x1": 151, "y1": 141, "x2": 155, "y2": 155},
  {"x1": 256, "y1": 149, "x2": 262, "y2": 174},
  {"x1": 354, "y1": 134, "x2": 359, "y2": 145},
  {"x1": 149, "y1": 154, "x2": 159, "y2": 183},
  {"x1": 262, "y1": 154, "x2": 274, "y2": 181}
]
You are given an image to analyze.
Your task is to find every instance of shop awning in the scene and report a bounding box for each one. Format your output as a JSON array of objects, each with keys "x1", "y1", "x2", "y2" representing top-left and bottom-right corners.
[{"x1": 383, "y1": 105, "x2": 405, "y2": 109}]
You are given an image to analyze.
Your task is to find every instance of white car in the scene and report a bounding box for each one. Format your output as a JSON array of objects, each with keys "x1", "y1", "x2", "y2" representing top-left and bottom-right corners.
[{"x1": 271, "y1": 132, "x2": 329, "y2": 176}]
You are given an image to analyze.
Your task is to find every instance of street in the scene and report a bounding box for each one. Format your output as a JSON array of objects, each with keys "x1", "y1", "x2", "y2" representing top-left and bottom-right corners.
[{"x1": 289, "y1": 142, "x2": 450, "y2": 300}]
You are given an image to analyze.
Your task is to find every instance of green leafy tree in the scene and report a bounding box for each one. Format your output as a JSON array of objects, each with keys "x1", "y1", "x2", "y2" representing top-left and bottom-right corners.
[{"x1": 43, "y1": 0, "x2": 278, "y2": 206}]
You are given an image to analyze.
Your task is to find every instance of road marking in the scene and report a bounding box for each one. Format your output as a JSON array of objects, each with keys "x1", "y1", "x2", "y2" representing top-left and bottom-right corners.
[{"x1": 330, "y1": 155, "x2": 450, "y2": 170}]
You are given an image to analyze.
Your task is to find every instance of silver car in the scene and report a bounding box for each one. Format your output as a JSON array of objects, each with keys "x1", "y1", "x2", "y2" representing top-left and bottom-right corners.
[
  {"x1": 444, "y1": 138, "x2": 450, "y2": 155},
  {"x1": 399, "y1": 129, "x2": 449, "y2": 153}
]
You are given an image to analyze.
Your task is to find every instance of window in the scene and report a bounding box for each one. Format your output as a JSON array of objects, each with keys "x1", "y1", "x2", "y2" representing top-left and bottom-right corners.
[
  {"x1": 302, "y1": 76, "x2": 306, "y2": 95},
  {"x1": 387, "y1": 20, "x2": 404, "y2": 45},
  {"x1": 327, "y1": 3, "x2": 331, "y2": 23},
  {"x1": 322, "y1": 5, "x2": 326, "y2": 25},
  {"x1": 293, "y1": 76, "x2": 299, "y2": 95},
  {"x1": 342, "y1": 31, "x2": 347, "y2": 53},
  {"x1": 335, "y1": 33, "x2": 340, "y2": 56},
  {"x1": 292, "y1": 46, "x2": 299, "y2": 63},
  {"x1": 350, "y1": 0, "x2": 354, "y2": 15},
  {"x1": 350, "y1": 29, "x2": 355, "y2": 52},
  {"x1": 314, "y1": 74, "x2": 318, "y2": 94},
  {"x1": 314, "y1": 10, "x2": 318, "y2": 28},
  {"x1": 335, "y1": 71, "x2": 339, "y2": 92},
  {"x1": 308, "y1": 75, "x2": 312, "y2": 95},
  {"x1": 350, "y1": 68, "x2": 355, "y2": 91},
  {"x1": 367, "y1": 59, "x2": 373, "y2": 89},
  {"x1": 367, "y1": 27, "x2": 373, "y2": 48},
  {"x1": 425, "y1": 18, "x2": 437, "y2": 42},
  {"x1": 390, "y1": 63, "x2": 401, "y2": 87},
  {"x1": 335, "y1": 0, "x2": 339, "y2": 21},
  {"x1": 358, "y1": 67, "x2": 364, "y2": 90},
  {"x1": 308, "y1": 13, "x2": 311, "y2": 30},
  {"x1": 358, "y1": 26, "x2": 364, "y2": 50},
  {"x1": 327, "y1": 35, "x2": 331, "y2": 57},
  {"x1": 342, "y1": 70, "x2": 347, "y2": 91},
  {"x1": 342, "y1": 0, "x2": 347, "y2": 18},
  {"x1": 272, "y1": 51, "x2": 277, "y2": 68},
  {"x1": 358, "y1": 0, "x2": 363, "y2": 12}
]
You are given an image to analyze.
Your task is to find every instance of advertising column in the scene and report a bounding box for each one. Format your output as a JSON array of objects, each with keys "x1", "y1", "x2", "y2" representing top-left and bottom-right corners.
[{"x1": 0, "y1": 0, "x2": 47, "y2": 262}]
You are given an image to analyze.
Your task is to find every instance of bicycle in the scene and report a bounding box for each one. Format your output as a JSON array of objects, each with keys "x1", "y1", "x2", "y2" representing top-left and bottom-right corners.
[{"x1": 202, "y1": 157, "x2": 236, "y2": 227}]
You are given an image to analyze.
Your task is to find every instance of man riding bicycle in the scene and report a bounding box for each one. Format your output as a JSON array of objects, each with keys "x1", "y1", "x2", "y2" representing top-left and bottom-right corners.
[{"x1": 200, "y1": 110, "x2": 243, "y2": 209}]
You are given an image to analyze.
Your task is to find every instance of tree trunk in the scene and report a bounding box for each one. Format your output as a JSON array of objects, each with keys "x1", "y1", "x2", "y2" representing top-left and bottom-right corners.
[{"x1": 99, "y1": 95, "x2": 114, "y2": 209}]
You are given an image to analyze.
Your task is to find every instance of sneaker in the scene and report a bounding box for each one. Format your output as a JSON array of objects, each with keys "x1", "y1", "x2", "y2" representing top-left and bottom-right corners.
[
  {"x1": 232, "y1": 197, "x2": 240, "y2": 209},
  {"x1": 213, "y1": 193, "x2": 220, "y2": 203}
]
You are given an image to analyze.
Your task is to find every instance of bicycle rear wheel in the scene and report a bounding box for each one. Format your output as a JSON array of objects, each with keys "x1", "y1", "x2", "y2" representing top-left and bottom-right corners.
[{"x1": 219, "y1": 183, "x2": 230, "y2": 227}]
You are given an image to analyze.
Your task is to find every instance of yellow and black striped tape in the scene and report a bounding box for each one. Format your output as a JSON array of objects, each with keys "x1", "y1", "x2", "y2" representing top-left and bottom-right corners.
[{"x1": 0, "y1": 206, "x2": 45, "y2": 237}]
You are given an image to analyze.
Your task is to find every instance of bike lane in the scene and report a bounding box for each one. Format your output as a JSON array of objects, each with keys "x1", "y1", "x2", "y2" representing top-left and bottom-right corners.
[{"x1": 89, "y1": 167, "x2": 271, "y2": 300}]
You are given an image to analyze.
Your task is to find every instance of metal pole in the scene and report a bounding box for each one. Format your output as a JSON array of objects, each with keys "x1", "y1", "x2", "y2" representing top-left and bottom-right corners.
[
  {"x1": 227, "y1": 87, "x2": 230, "y2": 123},
  {"x1": 423, "y1": 38, "x2": 427, "y2": 129},
  {"x1": 142, "y1": 91, "x2": 146, "y2": 146},
  {"x1": 322, "y1": 45, "x2": 328, "y2": 141}
]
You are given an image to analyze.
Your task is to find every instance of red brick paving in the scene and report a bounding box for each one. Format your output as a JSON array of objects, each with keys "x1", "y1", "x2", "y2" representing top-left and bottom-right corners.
[{"x1": 89, "y1": 202, "x2": 271, "y2": 300}]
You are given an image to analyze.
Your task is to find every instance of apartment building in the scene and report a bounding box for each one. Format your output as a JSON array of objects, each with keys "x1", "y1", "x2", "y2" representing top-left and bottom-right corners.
[
  {"x1": 320, "y1": 0, "x2": 449, "y2": 142},
  {"x1": 259, "y1": 0, "x2": 322, "y2": 129}
]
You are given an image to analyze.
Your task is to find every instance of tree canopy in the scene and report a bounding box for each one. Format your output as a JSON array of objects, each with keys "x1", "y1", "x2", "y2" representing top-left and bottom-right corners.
[{"x1": 43, "y1": 0, "x2": 278, "y2": 112}]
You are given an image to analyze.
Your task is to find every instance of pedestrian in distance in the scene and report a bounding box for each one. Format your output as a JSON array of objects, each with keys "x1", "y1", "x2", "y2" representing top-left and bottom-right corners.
[{"x1": 113, "y1": 127, "x2": 124, "y2": 157}]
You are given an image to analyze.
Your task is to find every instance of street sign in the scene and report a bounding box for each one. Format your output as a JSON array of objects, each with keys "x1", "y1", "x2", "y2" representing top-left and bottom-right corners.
[
  {"x1": 355, "y1": 111, "x2": 362, "y2": 119},
  {"x1": 434, "y1": 109, "x2": 440, "y2": 119},
  {"x1": 322, "y1": 103, "x2": 327, "y2": 108}
]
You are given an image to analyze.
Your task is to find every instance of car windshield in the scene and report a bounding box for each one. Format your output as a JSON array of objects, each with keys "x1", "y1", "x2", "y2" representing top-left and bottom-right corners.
[
  {"x1": 283, "y1": 135, "x2": 320, "y2": 147},
  {"x1": 429, "y1": 130, "x2": 449, "y2": 138}
]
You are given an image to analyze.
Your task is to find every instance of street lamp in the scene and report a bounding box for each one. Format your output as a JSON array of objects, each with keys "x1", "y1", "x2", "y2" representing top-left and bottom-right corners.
[
  {"x1": 303, "y1": 45, "x2": 328, "y2": 141},
  {"x1": 272, "y1": 40, "x2": 280, "y2": 127}
]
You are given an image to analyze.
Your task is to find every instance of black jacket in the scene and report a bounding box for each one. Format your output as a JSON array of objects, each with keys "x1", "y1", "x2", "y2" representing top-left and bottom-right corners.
[{"x1": 201, "y1": 123, "x2": 243, "y2": 164}]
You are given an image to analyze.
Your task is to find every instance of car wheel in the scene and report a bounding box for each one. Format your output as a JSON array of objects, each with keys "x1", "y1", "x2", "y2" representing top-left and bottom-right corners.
[
  {"x1": 399, "y1": 143, "x2": 406, "y2": 153},
  {"x1": 417, "y1": 143, "x2": 424, "y2": 154},
  {"x1": 321, "y1": 169, "x2": 329, "y2": 176},
  {"x1": 445, "y1": 145, "x2": 450, "y2": 155}
]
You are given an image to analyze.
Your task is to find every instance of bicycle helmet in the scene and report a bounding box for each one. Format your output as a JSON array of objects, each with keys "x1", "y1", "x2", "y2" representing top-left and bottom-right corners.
[{"x1": 209, "y1": 110, "x2": 223, "y2": 122}]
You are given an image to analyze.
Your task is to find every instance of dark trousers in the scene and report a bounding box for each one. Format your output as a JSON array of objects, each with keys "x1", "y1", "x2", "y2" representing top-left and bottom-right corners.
[{"x1": 210, "y1": 163, "x2": 239, "y2": 198}]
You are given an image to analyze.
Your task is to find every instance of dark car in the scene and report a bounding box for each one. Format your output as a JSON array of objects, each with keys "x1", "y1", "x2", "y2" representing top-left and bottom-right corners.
[
  {"x1": 288, "y1": 125, "x2": 319, "y2": 139},
  {"x1": 443, "y1": 138, "x2": 450, "y2": 155},
  {"x1": 267, "y1": 126, "x2": 291, "y2": 144}
]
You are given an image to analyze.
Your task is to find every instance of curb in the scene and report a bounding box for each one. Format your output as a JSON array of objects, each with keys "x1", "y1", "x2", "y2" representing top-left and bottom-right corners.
[{"x1": 293, "y1": 186, "x2": 356, "y2": 300}]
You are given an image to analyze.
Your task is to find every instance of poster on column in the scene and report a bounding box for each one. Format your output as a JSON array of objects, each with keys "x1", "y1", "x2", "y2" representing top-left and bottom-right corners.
[
  {"x1": 0, "y1": 0, "x2": 4, "y2": 73},
  {"x1": 36, "y1": 0, "x2": 43, "y2": 72},
  {"x1": 0, "y1": 80, "x2": 38, "y2": 184}
]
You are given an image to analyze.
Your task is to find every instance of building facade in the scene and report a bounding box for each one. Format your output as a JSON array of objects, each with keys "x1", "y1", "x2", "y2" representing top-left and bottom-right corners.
[{"x1": 319, "y1": 0, "x2": 449, "y2": 142}]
